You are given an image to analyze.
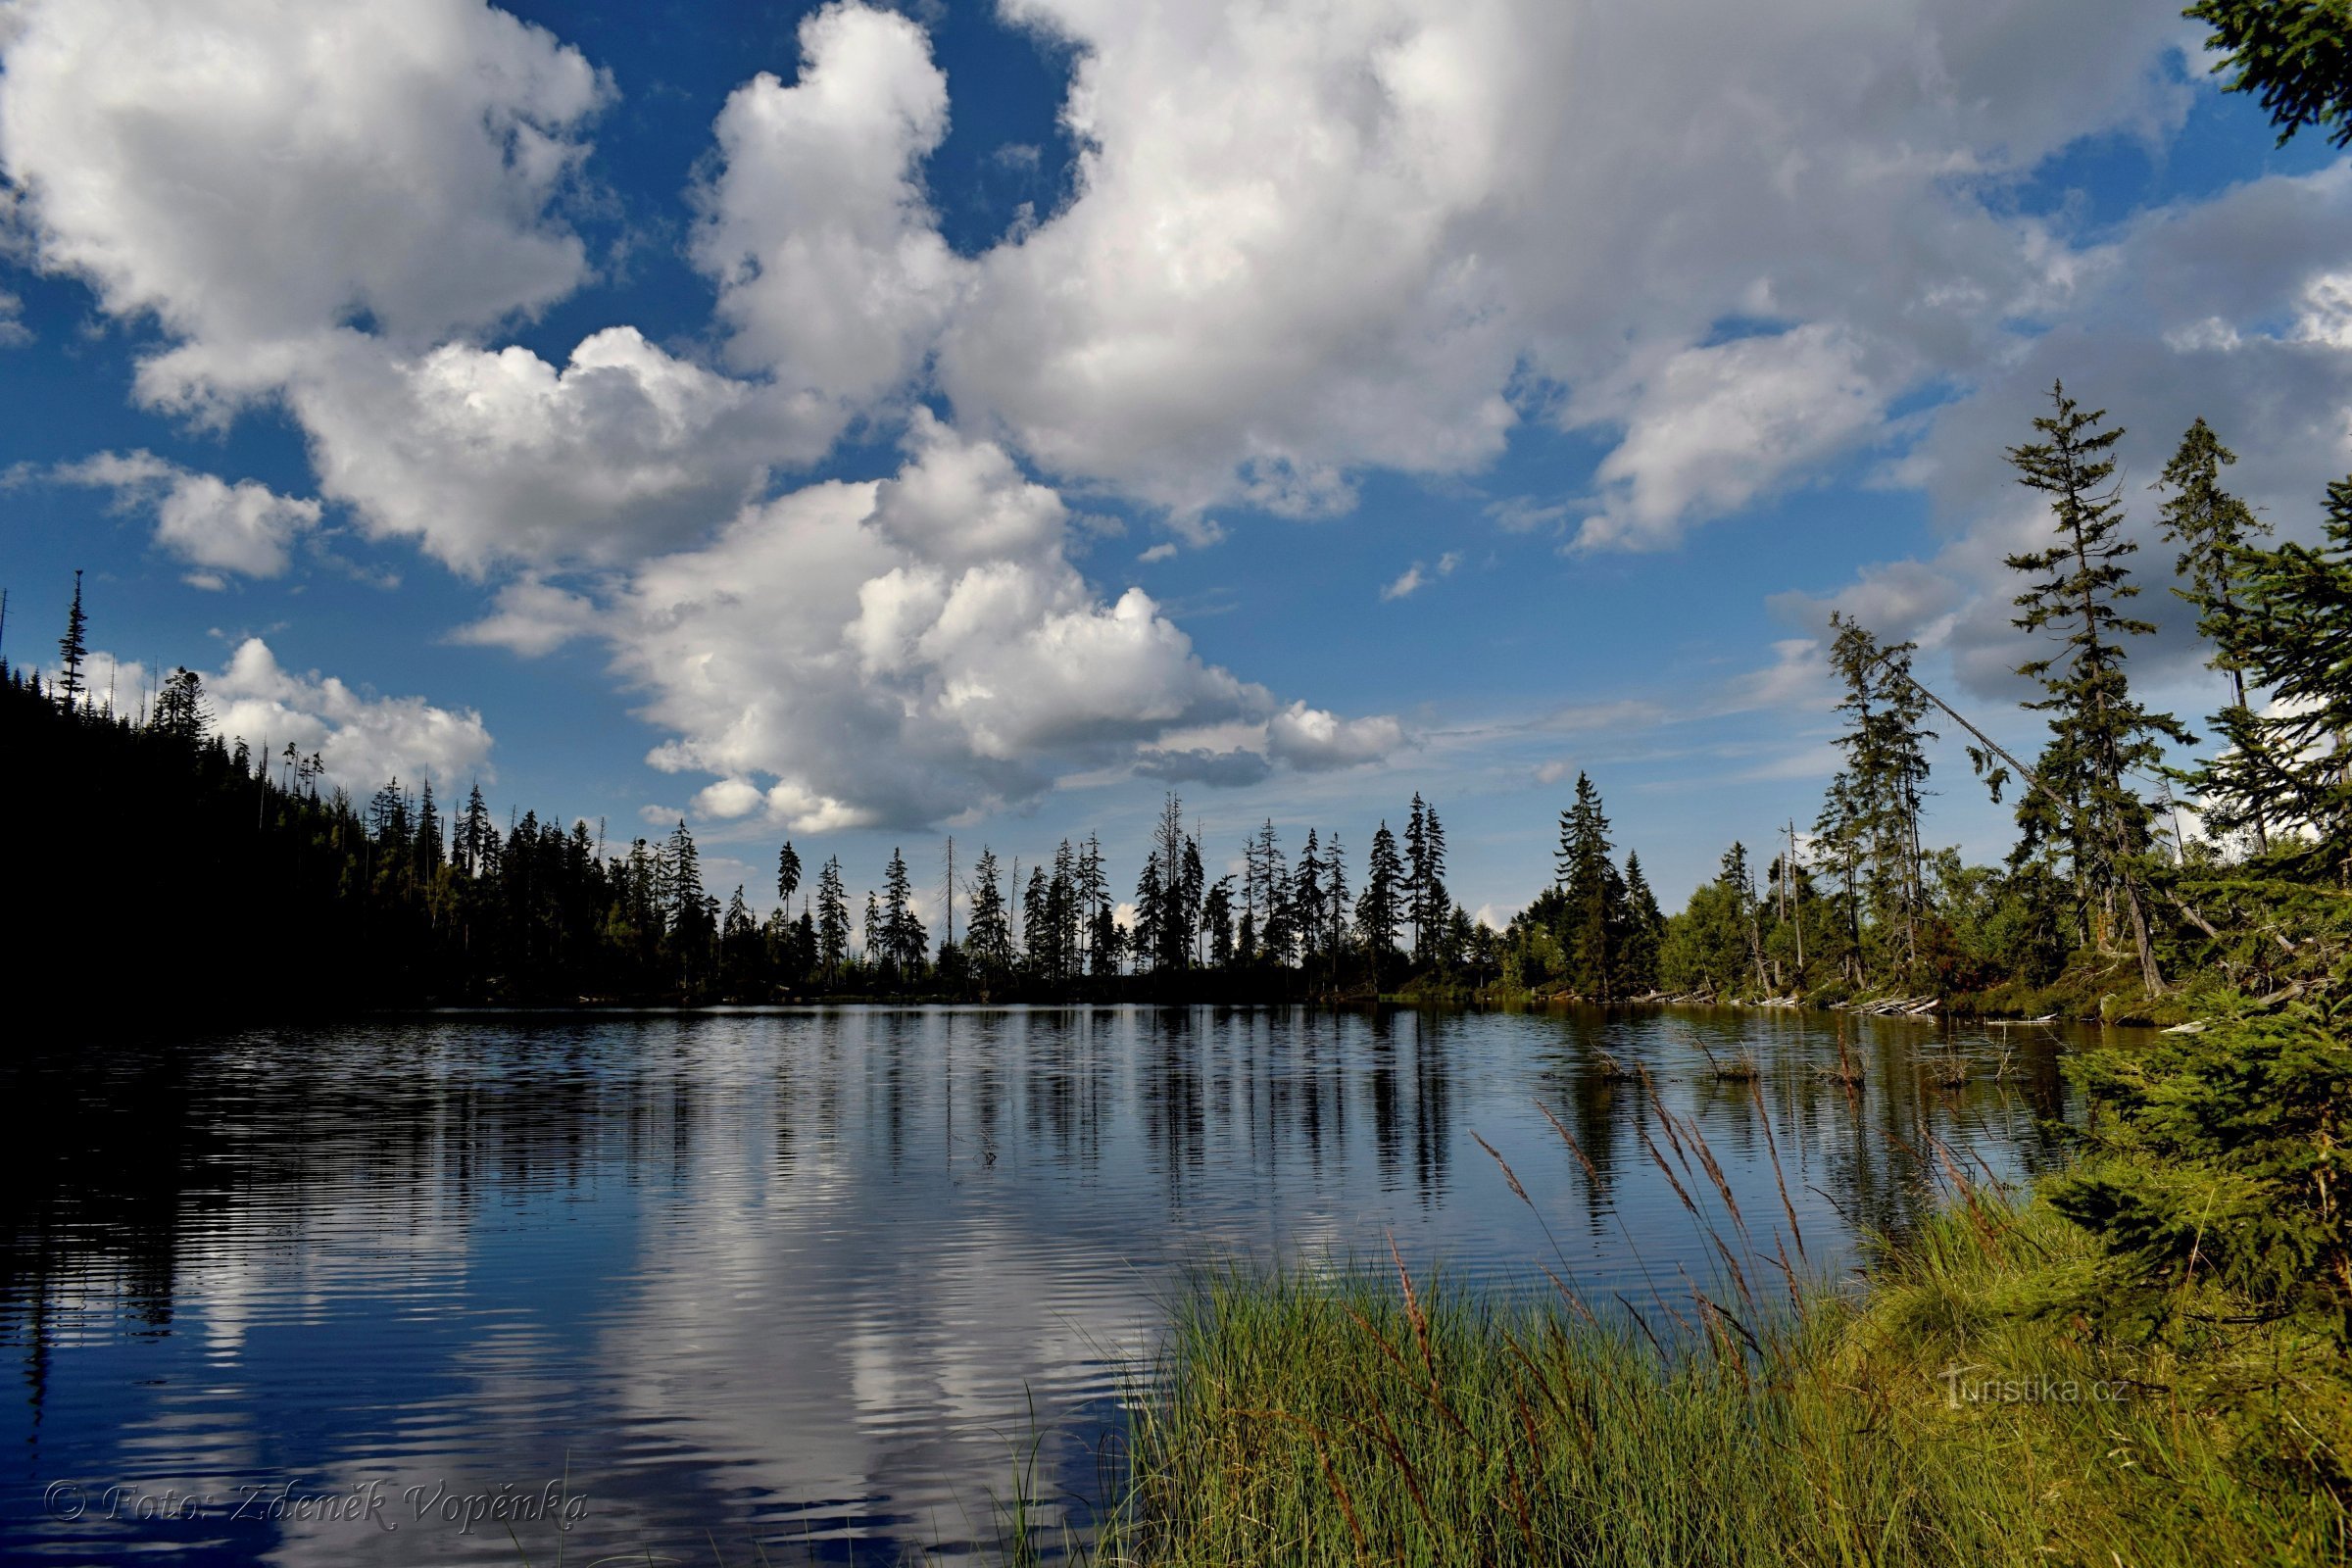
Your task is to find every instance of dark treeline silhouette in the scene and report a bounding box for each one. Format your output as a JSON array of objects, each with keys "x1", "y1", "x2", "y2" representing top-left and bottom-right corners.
[{"x1": 0, "y1": 646, "x2": 1671, "y2": 1010}]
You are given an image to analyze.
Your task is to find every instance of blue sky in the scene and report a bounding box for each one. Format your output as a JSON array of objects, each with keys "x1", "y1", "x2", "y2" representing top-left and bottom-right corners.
[{"x1": 2, "y1": 0, "x2": 2347, "y2": 928}]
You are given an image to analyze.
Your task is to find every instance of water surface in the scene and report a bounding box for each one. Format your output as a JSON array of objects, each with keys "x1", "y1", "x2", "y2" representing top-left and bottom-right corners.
[{"x1": 1, "y1": 1005, "x2": 2127, "y2": 1563}]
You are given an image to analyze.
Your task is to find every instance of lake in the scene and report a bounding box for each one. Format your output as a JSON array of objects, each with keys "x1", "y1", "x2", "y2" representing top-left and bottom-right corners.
[{"x1": 1, "y1": 1004, "x2": 2125, "y2": 1564}]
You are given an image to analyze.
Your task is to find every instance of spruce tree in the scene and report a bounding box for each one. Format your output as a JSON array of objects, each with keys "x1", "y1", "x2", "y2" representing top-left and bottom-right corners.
[
  {"x1": 667, "y1": 820, "x2": 708, "y2": 940},
  {"x1": 1820, "y1": 614, "x2": 1935, "y2": 981},
  {"x1": 1555, "y1": 772, "x2": 1624, "y2": 999},
  {"x1": 56, "y1": 569, "x2": 87, "y2": 707},
  {"x1": 883, "y1": 848, "x2": 924, "y2": 974},
  {"x1": 1133, "y1": 855, "x2": 1165, "y2": 975},
  {"x1": 777, "y1": 840, "x2": 803, "y2": 907},
  {"x1": 1403, "y1": 794, "x2": 1429, "y2": 960},
  {"x1": 1203, "y1": 875, "x2": 1236, "y2": 968},
  {"x1": 150, "y1": 665, "x2": 207, "y2": 742},
  {"x1": 1323, "y1": 833, "x2": 1350, "y2": 972},
  {"x1": 1294, "y1": 829, "x2": 1325, "y2": 976},
  {"x1": 2154, "y1": 417, "x2": 2273, "y2": 853},
  {"x1": 415, "y1": 781, "x2": 444, "y2": 877},
  {"x1": 815, "y1": 856, "x2": 850, "y2": 981},
  {"x1": 1176, "y1": 835, "x2": 1205, "y2": 970},
  {"x1": 2189, "y1": 473, "x2": 2352, "y2": 880},
  {"x1": 457, "y1": 782, "x2": 493, "y2": 878},
  {"x1": 1077, "y1": 834, "x2": 1106, "y2": 971},
  {"x1": 1420, "y1": 806, "x2": 1447, "y2": 964},
  {"x1": 1719, "y1": 841, "x2": 1769, "y2": 991},
  {"x1": 1357, "y1": 822, "x2": 1404, "y2": 987},
  {"x1": 2003, "y1": 381, "x2": 2193, "y2": 991},
  {"x1": 2188, "y1": 0, "x2": 2352, "y2": 147},
  {"x1": 1621, "y1": 852, "x2": 1664, "y2": 995},
  {"x1": 965, "y1": 847, "x2": 1012, "y2": 974},
  {"x1": 1051, "y1": 839, "x2": 1080, "y2": 980}
]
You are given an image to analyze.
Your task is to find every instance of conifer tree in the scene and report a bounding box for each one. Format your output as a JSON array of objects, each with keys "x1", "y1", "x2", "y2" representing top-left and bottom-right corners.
[
  {"x1": 1820, "y1": 615, "x2": 1935, "y2": 980},
  {"x1": 1555, "y1": 772, "x2": 1625, "y2": 999},
  {"x1": 2188, "y1": 0, "x2": 2352, "y2": 147},
  {"x1": 2002, "y1": 382, "x2": 2192, "y2": 991},
  {"x1": 2154, "y1": 417, "x2": 2273, "y2": 853},
  {"x1": 1621, "y1": 852, "x2": 1664, "y2": 995},
  {"x1": 1722, "y1": 841, "x2": 1769, "y2": 991},
  {"x1": 815, "y1": 856, "x2": 851, "y2": 981},
  {"x1": 56, "y1": 569, "x2": 87, "y2": 708},
  {"x1": 1203, "y1": 875, "x2": 1236, "y2": 968},
  {"x1": 2189, "y1": 473, "x2": 2352, "y2": 880},
  {"x1": 1090, "y1": 898, "x2": 1122, "y2": 978},
  {"x1": 1263, "y1": 829, "x2": 1296, "y2": 966},
  {"x1": 1404, "y1": 794, "x2": 1429, "y2": 959},
  {"x1": 965, "y1": 847, "x2": 1012, "y2": 974},
  {"x1": 1051, "y1": 839, "x2": 1080, "y2": 978},
  {"x1": 1133, "y1": 855, "x2": 1166, "y2": 975},
  {"x1": 151, "y1": 666, "x2": 207, "y2": 742},
  {"x1": 415, "y1": 781, "x2": 444, "y2": 877},
  {"x1": 457, "y1": 782, "x2": 494, "y2": 878},
  {"x1": 667, "y1": 820, "x2": 708, "y2": 940},
  {"x1": 777, "y1": 840, "x2": 803, "y2": 908},
  {"x1": 1177, "y1": 835, "x2": 1205, "y2": 968},
  {"x1": 1294, "y1": 829, "x2": 1325, "y2": 975},
  {"x1": 1143, "y1": 793, "x2": 1195, "y2": 973},
  {"x1": 1021, "y1": 863, "x2": 1050, "y2": 975},
  {"x1": 1357, "y1": 822, "x2": 1403, "y2": 987},
  {"x1": 1323, "y1": 833, "x2": 1350, "y2": 973},
  {"x1": 1077, "y1": 833, "x2": 1107, "y2": 970},
  {"x1": 1419, "y1": 806, "x2": 1447, "y2": 965},
  {"x1": 883, "y1": 847, "x2": 924, "y2": 974}
]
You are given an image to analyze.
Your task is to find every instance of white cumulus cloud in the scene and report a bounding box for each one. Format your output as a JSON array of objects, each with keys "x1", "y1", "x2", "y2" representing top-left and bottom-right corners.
[
  {"x1": 456, "y1": 415, "x2": 1403, "y2": 828},
  {"x1": 0, "y1": 0, "x2": 607, "y2": 381},
  {"x1": 694, "y1": 2, "x2": 970, "y2": 416},
  {"x1": 206, "y1": 638, "x2": 494, "y2": 795},
  {"x1": 52, "y1": 449, "x2": 321, "y2": 581},
  {"x1": 1266, "y1": 701, "x2": 1408, "y2": 771}
]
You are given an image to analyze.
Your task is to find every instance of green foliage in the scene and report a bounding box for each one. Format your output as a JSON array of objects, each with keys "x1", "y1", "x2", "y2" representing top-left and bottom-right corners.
[
  {"x1": 2049, "y1": 1009, "x2": 2352, "y2": 1346},
  {"x1": 1818, "y1": 614, "x2": 1936, "y2": 988},
  {"x1": 1110, "y1": 1196, "x2": 2352, "y2": 1567},
  {"x1": 1659, "y1": 869, "x2": 1747, "y2": 996},
  {"x1": 2189, "y1": 0, "x2": 2352, "y2": 147},
  {"x1": 2000, "y1": 384, "x2": 2192, "y2": 975},
  {"x1": 1553, "y1": 772, "x2": 1627, "y2": 998},
  {"x1": 2183, "y1": 478, "x2": 2352, "y2": 882}
]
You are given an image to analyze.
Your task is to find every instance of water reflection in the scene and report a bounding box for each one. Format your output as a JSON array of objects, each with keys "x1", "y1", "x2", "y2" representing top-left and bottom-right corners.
[{"x1": 1, "y1": 1005, "x2": 2108, "y2": 1564}]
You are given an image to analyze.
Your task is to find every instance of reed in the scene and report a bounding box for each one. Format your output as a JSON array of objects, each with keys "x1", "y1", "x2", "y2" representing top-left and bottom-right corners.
[{"x1": 1091, "y1": 1086, "x2": 2351, "y2": 1567}]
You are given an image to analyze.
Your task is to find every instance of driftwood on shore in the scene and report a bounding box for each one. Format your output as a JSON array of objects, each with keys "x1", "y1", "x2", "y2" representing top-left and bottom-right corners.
[{"x1": 1838, "y1": 995, "x2": 1940, "y2": 1017}]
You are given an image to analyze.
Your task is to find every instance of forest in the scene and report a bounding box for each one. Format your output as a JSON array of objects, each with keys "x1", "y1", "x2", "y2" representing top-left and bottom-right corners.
[{"x1": 5, "y1": 382, "x2": 2349, "y2": 1016}]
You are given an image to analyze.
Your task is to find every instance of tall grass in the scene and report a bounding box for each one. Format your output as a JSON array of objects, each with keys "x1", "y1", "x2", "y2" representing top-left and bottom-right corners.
[{"x1": 1087, "y1": 1096, "x2": 2350, "y2": 1566}]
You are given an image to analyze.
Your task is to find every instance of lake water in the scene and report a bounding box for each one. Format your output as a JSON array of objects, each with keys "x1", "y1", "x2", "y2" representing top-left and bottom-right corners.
[{"x1": 1, "y1": 1005, "x2": 2127, "y2": 1564}]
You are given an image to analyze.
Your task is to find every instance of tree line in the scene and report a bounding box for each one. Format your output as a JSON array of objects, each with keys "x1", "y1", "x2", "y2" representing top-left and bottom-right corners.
[
  {"x1": 13, "y1": 372, "x2": 2351, "y2": 1015},
  {"x1": 7, "y1": 606, "x2": 1671, "y2": 1005},
  {"x1": 1647, "y1": 383, "x2": 2352, "y2": 1012}
]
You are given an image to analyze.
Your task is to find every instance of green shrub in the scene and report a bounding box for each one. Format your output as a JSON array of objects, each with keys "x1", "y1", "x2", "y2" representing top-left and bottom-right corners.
[{"x1": 2049, "y1": 1009, "x2": 2352, "y2": 1346}]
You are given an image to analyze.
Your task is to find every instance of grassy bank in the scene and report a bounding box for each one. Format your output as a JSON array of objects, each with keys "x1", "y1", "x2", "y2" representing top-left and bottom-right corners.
[
  {"x1": 1082, "y1": 1009, "x2": 2351, "y2": 1567},
  {"x1": 1090, "y1": 1200, "x2": 2345, "y2": 1566}
]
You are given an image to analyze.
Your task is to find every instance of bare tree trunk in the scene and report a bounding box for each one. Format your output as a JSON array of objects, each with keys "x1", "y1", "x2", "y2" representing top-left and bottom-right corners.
[{"x1": 2125, "y1": 878, "x2": 2164, "y2": 996}]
